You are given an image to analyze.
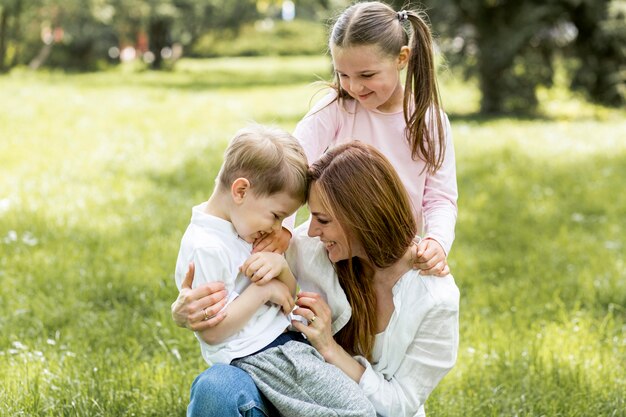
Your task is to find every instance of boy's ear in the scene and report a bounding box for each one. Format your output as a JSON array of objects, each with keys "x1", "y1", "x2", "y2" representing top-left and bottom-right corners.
[
  {"x1": 397, "y1": 46, "x2": 410, "y2": 70},
  {"x1": 231, "y1": 178, "x2": 250, "y2": 204}
]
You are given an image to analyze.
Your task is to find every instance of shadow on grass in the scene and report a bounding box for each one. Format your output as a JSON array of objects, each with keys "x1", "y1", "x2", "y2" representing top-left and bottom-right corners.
[
  {"x1": 448, "y1": 111, "x2": 554, "y2": 123},
  {"x1": 48, "y1": 68, "x2": 330, "y2": 92}
]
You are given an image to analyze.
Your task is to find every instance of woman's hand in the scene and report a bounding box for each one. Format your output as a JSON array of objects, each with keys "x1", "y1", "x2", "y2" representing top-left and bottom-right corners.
[
  {"x1": 171, "y1": 263, "x2": 229, "y2": 331},
  {"x1": 252, "y1": 227, "x2": 292, "y2": 254},
  {"x1": 411, "y1": 238, "x2": 450, "y2": 276},
  {"x1": 240, "y1": 252, "x2": 287, "y2": 285},
  {"x1": 291, "y1": 291, "x2": 340, "y2": 362}
]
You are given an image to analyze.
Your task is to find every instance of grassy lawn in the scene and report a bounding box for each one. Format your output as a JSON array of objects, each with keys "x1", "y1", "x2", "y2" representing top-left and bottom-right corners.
[{"x1": 1, "y1": 56, "x2": 624, "y2": 416}]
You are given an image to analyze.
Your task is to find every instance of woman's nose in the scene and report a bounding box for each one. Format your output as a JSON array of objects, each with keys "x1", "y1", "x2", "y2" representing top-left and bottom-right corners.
[{"x1": 307, "y1": 223, "x2": 320, "y2": 237}]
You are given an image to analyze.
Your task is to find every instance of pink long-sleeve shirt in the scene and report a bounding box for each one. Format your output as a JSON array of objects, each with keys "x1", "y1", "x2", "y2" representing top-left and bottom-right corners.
[{"x1": 293, "y1": 91, "x2": 458, "y2": 255}]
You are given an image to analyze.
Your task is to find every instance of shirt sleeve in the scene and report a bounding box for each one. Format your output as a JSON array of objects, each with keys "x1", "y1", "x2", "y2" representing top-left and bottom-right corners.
[
  {"x1": 355, "y1": 304, "x2": 459, "y2": 417},
  {"x1": 293, "y1": 91, "x2": 341, "y2": 165},
  {"x1": 283, "y1": 91, "x2": 341, "y2": 232},
  {"x1": 191, "y1": 246, "x2": 240, "y2": 305},
  {"x1": 422, "y1": 112, "x2": 458, "y2": 255}
]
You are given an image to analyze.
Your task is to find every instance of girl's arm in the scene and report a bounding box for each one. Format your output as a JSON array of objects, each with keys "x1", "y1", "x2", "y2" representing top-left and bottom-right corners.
[
  {"x1": 283, "y1": 91, "x2": 341, "y2": 231},
  {"x1": 422, "y1": 112, "x2": 458, "y2": 256}
]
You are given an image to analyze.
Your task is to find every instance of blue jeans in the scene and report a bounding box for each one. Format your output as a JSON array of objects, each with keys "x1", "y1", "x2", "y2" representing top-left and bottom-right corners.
[
  {"x1": 188, "y1": 332, "x2": 306, "y2": 417},
  {"x1": 188, "y1": 364, "x2": 278, "y2": 417}
]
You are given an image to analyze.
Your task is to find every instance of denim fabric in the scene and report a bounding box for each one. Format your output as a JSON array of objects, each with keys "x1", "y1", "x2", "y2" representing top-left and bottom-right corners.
[{"x1": 187, "y1": 363, "x2": 278, "y2": 417}]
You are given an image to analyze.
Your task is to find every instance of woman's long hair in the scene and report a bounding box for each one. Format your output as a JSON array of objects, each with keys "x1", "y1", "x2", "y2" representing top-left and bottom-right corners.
[
  {"x1": 329, "y1": 1, "x2": 446, "y2": 174},
  {"x1": 308, "y1": 141, "x2": 416, "y2": 359}
]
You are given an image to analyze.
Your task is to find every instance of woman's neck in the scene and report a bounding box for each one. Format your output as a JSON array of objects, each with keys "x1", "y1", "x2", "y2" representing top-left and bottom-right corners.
[{"x1": 360, "y1": 247, "x2": 413, "y2": 289}]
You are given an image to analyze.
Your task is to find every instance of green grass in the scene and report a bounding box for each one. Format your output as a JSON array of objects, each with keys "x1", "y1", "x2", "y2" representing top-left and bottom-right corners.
[{"x1": 1, "y1": 56, "x2": 625, "y2": 416}]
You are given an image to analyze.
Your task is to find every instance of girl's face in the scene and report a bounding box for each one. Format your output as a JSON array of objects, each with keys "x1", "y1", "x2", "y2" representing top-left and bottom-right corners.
[
  {"x1": 307, "y1": 183, "x2": 365, "y2": 263},
  {"x1": 331, "y1": 44, "x2": 408, "y2": 113}
]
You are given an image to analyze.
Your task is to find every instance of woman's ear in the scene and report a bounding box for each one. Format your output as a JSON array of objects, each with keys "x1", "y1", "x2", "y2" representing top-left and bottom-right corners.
[
  {"x1": 231, "y1": 178, "x2": 250, "y2": 204},
  {"x1": 397, "y1": 46, "x2": 410, "y2": 70}
]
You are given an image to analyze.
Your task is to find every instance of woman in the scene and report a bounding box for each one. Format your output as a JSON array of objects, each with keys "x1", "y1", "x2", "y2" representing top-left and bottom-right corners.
[{"x1": 173, "y1": 142, "x2": 459, "y2": 417}]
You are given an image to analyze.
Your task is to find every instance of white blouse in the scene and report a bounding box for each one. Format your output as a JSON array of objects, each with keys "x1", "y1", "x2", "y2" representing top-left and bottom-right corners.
[{"x1": 287, "y1": 222, "x2": 460, "y2": 417}]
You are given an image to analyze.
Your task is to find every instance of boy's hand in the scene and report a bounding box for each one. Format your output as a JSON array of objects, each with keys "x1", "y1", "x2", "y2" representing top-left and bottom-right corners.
[
  {"x1": 262, "y1": 279, "x2": 295, "y2": 314},
  {"x1": 240, "y1": 252, "x2": 287, "y2": 285},
  {"x1": 252, "y1": 227, "x2": 291, "y2": 254},
  {"x1": 411, "y1": 238, "x2": 450, "y2": 276}
]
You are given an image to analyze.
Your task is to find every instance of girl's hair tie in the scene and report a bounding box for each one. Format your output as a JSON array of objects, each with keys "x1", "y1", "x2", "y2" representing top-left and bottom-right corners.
[{"x1": 397, "y1": 10, "x2": 408, "y2": 22}]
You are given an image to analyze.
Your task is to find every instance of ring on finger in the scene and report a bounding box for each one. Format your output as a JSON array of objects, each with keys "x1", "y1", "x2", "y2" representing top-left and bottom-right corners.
[
  {"x1": 203, "y1": 308, "x2": 209, "y2": 321},
  {"x1": 309, "y1": 315, "x2": 317, "y2": 325}
]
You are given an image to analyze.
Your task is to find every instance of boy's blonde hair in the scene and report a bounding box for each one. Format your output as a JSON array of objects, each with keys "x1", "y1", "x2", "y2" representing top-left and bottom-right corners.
[{"x1": 217, "y1": 124, "x2": 309, "y2": 202}]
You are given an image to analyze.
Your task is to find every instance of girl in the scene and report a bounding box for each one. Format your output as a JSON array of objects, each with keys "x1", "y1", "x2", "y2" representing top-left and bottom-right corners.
[{"x1": 254, "y1": 1, "x2": 457, "y2": 277}]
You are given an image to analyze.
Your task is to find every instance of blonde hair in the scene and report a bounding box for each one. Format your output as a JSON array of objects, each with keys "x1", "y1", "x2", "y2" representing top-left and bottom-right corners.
[
  {"x1": 308, "y1": 141, "x2": 416, "y2": 359},
  {"x1": 218, "y1": 124, "x2": 309, "y2": 202},
  {"x1": 329, "y1": 1, "x2": 446, "y2": 174}
]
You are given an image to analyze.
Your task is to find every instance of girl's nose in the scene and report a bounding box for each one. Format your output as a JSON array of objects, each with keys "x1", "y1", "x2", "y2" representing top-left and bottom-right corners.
[{"x1": 349, "y1": 79, "x2": 362, "y2": 93}]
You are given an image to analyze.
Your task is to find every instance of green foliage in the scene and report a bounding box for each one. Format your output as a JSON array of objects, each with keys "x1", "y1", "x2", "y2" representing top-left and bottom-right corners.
[
  {"x1": 190, "y1": 19, "x2": 328, "y2": 57},
  {"x1": 425, "y1": 0, "x2": 625, "y2": 112},
  {"x1": 1, "y1": 56, "x2": 625, "y2": 415}
]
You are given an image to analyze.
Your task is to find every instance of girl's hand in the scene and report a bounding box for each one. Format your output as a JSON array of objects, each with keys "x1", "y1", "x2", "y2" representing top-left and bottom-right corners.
[
  {"x1": 171, "y1": 263, "x2": 229, "y2": 331},
  {"x1": 252, "y1": 227, "x2": 292, "y2": 254},
  {"x1": 411, "y1": 238, "x2": 450, "y2": 276},
  {"x1": 291, "y1": 291, "x2": 340, "y2": 362},
  {"x1": 262, "y1": 279, "x2": 296, "y2": 314},
  {"x1": 240, "y1": 252, "x2": 287, "y2": 285}
]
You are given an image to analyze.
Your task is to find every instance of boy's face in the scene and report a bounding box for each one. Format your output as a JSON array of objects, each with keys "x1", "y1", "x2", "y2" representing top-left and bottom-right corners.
[{"x1": 231, "y1": 191, "x2": 301, "y2": 244}]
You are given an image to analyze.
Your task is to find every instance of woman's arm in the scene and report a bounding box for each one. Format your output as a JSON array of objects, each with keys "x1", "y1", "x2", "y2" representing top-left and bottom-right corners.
[
  {"x1": 171, "y1": 263, "x2": 228, "y2": 331},
  {"x1": 293, "y1": 287, "x2": 459, "y2": 417},
  {"x1": 355, "y1": 305, "x2": 458, "y2": 416},
  {"x1": 290, "y1": 292, "x2": 367, "y2": 382}
]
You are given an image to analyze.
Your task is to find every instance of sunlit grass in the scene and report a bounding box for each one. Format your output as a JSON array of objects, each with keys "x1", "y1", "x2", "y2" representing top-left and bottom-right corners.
[{"x1": 1, "y1": 56, "x2": 625, "y2": 416}]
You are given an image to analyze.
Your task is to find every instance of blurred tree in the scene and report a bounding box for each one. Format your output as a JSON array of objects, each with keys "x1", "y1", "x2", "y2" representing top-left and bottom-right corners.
[
  {"x1": 424, "y1": 0, "x2": 624, "y2": 113},
  {"x1": 0, "y1": 0, "x2": 25, "y2": 72},
  {"x1": 565, "y1": 0, "x2": 625, "y2": 106}
]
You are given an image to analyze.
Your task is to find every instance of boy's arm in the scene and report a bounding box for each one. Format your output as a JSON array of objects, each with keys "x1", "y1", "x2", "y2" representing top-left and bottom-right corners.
[
  {"x1": 197, "y1": 280, "x2": 292, "y2": 345},
  {"x1": 240, "y1": 252, "x2": 297, "y2": 297},
  {"x1": 274, "y1": 264, "x2": 297, "y2": 297}
]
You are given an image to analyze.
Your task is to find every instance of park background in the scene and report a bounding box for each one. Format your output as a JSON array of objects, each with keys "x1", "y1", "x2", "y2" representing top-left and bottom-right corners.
[{"x1": 1, "y1": 0, "x2": 625, "y2": 415}]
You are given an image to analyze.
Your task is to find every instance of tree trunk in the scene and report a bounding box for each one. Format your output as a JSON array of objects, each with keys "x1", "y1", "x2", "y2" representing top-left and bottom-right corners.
[
  {"x1": 10, "y1": 0, "x2": 21, "y2": 67},
  {"x1": 148, "y1": 18, "x2": 169, "y2": 70},
  {"x1": 0, "y1": 7, "x2": 8, "y2": 72}
]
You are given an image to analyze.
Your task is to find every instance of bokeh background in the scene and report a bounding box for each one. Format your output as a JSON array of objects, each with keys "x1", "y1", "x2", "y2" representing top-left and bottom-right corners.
[{"x1": 1, "y1": 0, "x2": 625, "y2": 415}]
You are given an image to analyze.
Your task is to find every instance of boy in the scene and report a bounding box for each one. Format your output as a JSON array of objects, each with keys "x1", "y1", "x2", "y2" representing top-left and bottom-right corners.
[{"x1": 174, "y1": 125, "x2": 375, "y2": 417}]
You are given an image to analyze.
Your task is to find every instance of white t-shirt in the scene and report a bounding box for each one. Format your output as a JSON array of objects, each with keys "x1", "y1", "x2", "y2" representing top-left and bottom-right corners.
[
  {"x1": 175, "y1": 202, "x2": 290, "y2": 365},
  {"x1": 287, "y1": 222, "x2": 460, "y2": 417}
]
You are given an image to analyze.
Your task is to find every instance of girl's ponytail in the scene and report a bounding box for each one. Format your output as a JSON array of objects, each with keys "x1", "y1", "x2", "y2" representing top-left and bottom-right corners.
[{"x1": 403, "y1": 10, "x2": 446, "y2": 174}]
